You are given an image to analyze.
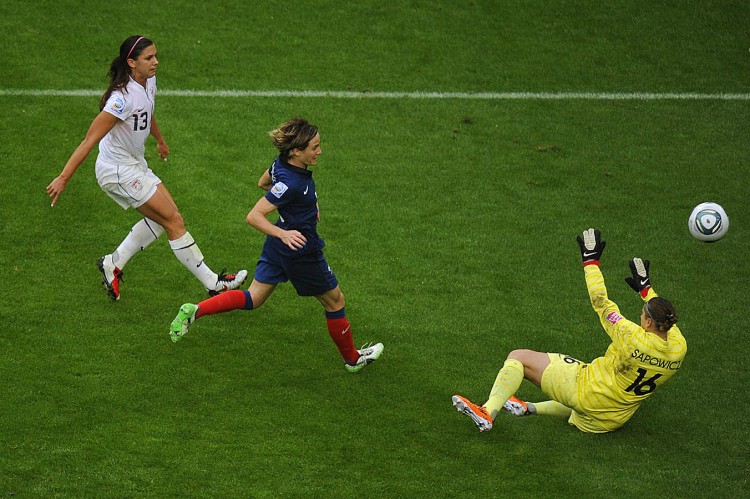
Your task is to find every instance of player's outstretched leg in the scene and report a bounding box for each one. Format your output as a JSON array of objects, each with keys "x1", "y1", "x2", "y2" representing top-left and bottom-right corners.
[
  {"x1": 170, "y1": 303, "x2": 198, "y2": 342},
  {"x1": 97, "y1": 255, "x2": 123, "y2": 301},
  {"x1": 452, "y1": 394, "x2": 494, "y2": 432},
  {"x1": 345, "y1": 343, "x2": 384, "y2": 373}
]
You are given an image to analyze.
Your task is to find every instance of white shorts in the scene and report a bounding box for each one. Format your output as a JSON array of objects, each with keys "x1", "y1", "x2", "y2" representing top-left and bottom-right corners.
[{"x1": 95, "y1": 159, "x2": 161, "y2": 210}]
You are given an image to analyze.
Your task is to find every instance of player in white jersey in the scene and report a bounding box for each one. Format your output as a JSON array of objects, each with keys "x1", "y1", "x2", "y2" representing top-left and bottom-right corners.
[
  {"x1": 46, "y1": 35, "x2": 247, "y2": 300},
  {"x1": 452, "y1": 228, "x2": 686, "y2": 433}
]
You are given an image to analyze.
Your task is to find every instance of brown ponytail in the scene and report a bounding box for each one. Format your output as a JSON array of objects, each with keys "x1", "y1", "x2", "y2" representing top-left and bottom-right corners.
[
  {"x1": 646, "y1": 297, "x2": 679, "y2": 333},
  {"x1": 100, "y1": 35, "x2": 153, "y2": 110}
]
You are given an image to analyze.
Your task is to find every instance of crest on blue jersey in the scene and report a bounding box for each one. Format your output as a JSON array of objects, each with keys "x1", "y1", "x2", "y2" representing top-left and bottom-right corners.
[{"x1": 270, "y1": 182, "x2": 288, "y2": 198}]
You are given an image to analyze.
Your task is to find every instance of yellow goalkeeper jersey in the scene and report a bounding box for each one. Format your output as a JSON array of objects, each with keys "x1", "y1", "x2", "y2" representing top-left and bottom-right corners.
[{"x1": 571, "y1": 265, "x2": 687, "y2": 432}]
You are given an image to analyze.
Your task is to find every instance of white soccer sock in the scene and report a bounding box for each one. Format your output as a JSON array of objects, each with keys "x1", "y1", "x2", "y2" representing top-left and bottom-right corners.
[
  {"x1": 112, "y1": 218, "x2": 165, "y2": 268},
  {"x1": 168, "y1": 231, "x2": 219, "y2": 289}
]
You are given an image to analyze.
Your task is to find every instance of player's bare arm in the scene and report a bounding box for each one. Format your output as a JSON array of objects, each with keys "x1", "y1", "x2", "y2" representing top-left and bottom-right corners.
[
  {"x1": 246, "y1": 196, "x2": 306, "y2": 250},
  {"x1": 150, "y1": 116, "x2": 169, "y2": 160},
  {"x1": 257, "y1": 170, "x2": 273, "y2": 191},
  {"x1": 47, "y1": 111, "x2": 119, "y2": 206}
]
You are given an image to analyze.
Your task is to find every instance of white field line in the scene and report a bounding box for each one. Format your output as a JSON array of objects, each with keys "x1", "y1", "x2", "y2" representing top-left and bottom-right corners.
[{"x1": 1, "y1": 88, "x2": 750, "y2": 100}]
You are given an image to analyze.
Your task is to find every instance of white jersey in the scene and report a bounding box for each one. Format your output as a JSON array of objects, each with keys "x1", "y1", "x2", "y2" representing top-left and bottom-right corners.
[{"x1": 99, "y1": 76, "x2": 156, "y2": 167}]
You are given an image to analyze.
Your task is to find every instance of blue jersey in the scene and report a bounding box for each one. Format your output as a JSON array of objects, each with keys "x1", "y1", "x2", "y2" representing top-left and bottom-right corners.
[{"x1": 264, "y1": 157, "x2": 324, "y2": 257}]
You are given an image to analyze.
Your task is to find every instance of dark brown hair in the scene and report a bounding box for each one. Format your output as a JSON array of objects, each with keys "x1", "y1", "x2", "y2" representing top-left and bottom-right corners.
[
  {"x1": 99, "y1": 35, "x2": 153, "y2": 110},
  {"x1": 646, "y1": 297, "x2": 679, "y2": 333}
]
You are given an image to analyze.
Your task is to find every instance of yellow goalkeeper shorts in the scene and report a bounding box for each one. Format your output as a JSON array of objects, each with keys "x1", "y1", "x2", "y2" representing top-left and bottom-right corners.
[{"x1": 541, "y1": 353, "x2": 622, "y2": 433}]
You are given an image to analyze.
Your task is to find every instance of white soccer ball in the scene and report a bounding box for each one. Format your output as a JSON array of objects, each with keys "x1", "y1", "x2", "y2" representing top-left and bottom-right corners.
[{"x1": 688, "y1": 202, "x2": 728, "y2": 242}]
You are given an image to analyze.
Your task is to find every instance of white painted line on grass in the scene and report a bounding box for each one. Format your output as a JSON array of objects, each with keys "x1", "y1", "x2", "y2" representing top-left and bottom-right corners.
[{"x1": 1, "y1": 88, "x2": 749, "y2": 100}]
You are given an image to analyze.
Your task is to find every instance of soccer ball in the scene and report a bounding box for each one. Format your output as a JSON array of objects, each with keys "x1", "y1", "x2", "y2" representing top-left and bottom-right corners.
[{"x1": 688, "y1": 202, "x2": 728, "y2": 242}]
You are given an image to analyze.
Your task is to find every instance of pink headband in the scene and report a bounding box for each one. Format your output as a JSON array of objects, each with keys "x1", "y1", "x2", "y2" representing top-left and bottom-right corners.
[{"x1": 126, "y1": 36, "x2": 145, "y2": 60}]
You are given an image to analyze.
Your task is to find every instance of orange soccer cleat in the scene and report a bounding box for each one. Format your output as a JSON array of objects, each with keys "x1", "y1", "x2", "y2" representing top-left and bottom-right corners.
[{"x1": 452, "y1": 394, "x2": 493, "y2": 432}]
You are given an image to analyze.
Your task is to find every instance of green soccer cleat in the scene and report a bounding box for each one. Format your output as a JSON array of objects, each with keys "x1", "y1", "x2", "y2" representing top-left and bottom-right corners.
[{"x1": 170, "y1": 303, "x2": 198, "y2": 343}]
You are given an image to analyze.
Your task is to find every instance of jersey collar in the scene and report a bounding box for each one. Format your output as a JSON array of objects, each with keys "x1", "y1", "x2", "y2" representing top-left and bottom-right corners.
[{"x1": 279, "y1": 157, "x2": 313, "y2": 177}]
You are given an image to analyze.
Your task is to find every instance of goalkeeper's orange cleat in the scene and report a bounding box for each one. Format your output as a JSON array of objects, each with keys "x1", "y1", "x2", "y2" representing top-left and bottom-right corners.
[
  {"x1": 502, "y1": 395, "x2": 531, "y2": 416},
  {"x1": 452, "y1": 395, "x2": 493, "y2": 432}
]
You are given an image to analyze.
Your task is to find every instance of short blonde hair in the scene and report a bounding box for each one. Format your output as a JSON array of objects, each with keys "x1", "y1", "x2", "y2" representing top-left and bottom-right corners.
[{"x1": 269, "y1": 118, "x2": 319, "y2": 160}]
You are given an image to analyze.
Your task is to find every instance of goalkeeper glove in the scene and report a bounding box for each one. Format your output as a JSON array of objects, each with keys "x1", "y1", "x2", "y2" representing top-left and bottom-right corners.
[
  {"x1": 625, "y1": 257, "x2": 651, "y2": 297},
  {"x1": 576, "y1": 228, "x2": 606, "y2": 266}
]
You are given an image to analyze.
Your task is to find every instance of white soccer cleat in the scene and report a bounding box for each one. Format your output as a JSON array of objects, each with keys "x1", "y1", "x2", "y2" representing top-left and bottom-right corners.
[
  {"x1": 208, "y1": 269, "x2": 248, "y2": 296},
  {"x1": 97, "y1": 254, "x2": 123, "y2": 301},
  {"x1": 345, "y1": 342, "x2": 384, "y2": 373}
]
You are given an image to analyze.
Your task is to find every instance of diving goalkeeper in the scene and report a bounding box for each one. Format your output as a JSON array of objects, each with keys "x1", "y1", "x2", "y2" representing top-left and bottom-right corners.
[{"x1": 452, "y1": 228, "x2": 687, "y2": 433}]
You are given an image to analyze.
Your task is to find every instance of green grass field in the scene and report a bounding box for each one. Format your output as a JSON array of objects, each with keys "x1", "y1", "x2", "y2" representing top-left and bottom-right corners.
[{"x1": 1, "y1": 1, "x2": 749, "y2": 496}]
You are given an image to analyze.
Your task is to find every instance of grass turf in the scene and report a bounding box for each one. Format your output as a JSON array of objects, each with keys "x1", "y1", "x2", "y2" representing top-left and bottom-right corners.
[{"x1": 1, "y1": 0, "x2": 749, "y2": 496}]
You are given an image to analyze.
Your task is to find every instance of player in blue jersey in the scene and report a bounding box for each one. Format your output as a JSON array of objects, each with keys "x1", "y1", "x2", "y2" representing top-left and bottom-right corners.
[{"x1": 169, "y1": 118, "x2": 383, "y2": 373}]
